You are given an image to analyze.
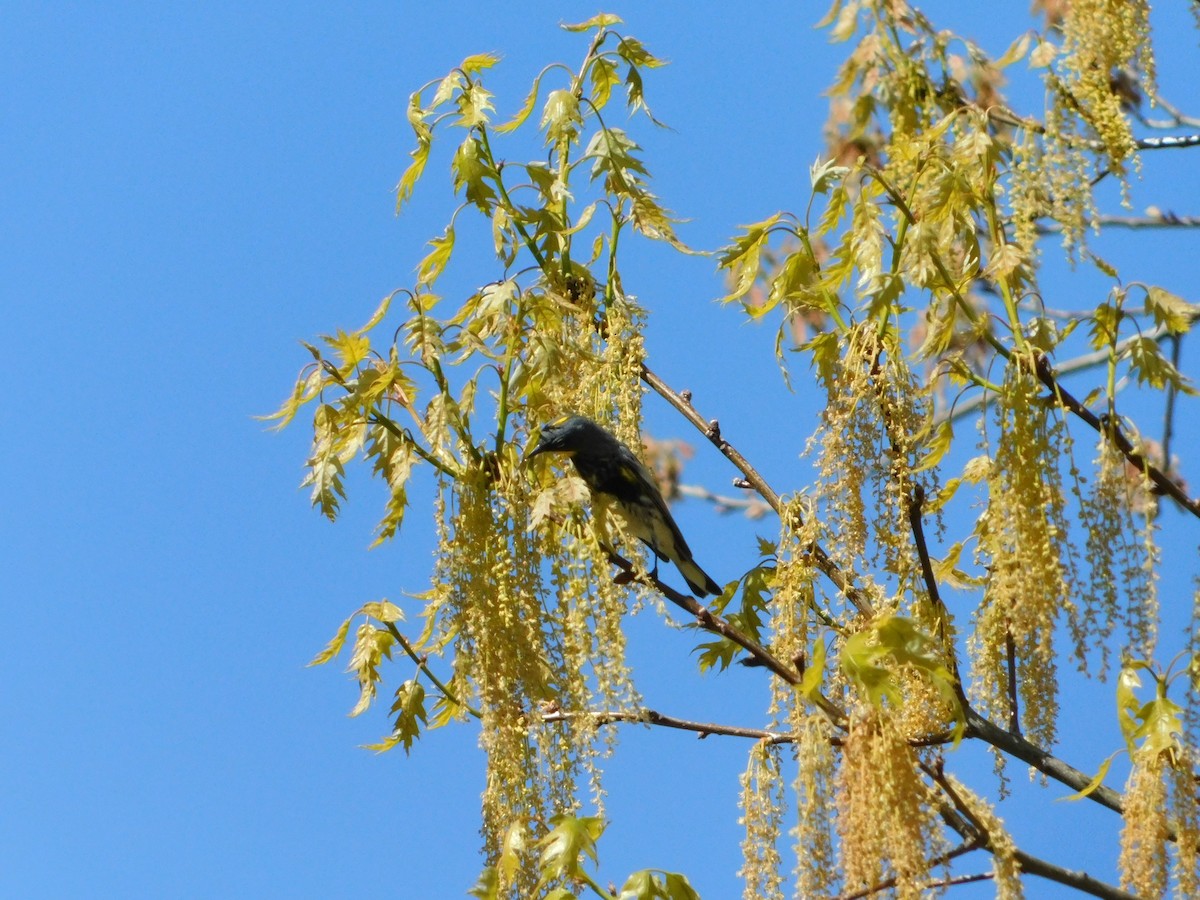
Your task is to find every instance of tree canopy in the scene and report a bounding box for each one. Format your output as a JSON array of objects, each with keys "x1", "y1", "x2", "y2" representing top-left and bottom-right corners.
[{"x1": 273, "y1": 3, "x2": 1200, "y2": 898}]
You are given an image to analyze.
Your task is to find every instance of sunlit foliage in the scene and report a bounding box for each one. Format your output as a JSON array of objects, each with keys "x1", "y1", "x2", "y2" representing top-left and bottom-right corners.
[{"x1": 272, "y1": 3, "x2": 1200, "y2": 897}]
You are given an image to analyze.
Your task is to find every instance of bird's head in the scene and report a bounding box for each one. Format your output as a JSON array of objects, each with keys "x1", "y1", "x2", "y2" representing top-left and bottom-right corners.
[{"x1": 524, "y1": 415, "x2": 600, "y2": 461}]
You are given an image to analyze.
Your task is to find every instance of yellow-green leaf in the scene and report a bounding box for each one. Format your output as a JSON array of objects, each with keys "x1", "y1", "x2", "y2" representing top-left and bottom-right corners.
[
  {"x1": 1061, "y1": 751, "x2": 1119, "y2": 801},
  {"x1": 309, "y1": 614, "x2": 354, "y2": 666},
  {"x1": 562, "y1": 13, "x2": 622, "y2": 32},
  {"x1": 1146, "y1": 286, "x2": 1199, "y2": 335}
]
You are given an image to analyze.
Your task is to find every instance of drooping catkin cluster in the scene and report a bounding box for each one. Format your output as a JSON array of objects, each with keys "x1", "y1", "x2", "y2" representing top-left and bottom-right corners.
[
  {"x1": 941, "y1": 775, "x2": 1024, "y2": 900},
  {"x1": 1119, "y1": 749, "x2": 1200, "y2": 899},
  {"x1": 1058, "y1": 0, "x2": 1154, "y2": 185},
  {"x1": 793, "y1": 713, "x2": 839, "y2": 900},
  {"x1": 810, "y1": 324, "x2": 938, "y2": 595},
  {"x1": 837, "y1": 707, "x2": 946, "y2": 900},
  {"x1": 442, "y1": 462, "x2": 556, "y2": 895},
  {"x1": 970, "y1": 357, "x2": 1075, "y2": 750},
  {"x1": 738, "y1": 740, "x2": 786, "y2": 900},
  {"x1": 1073, "y1": 431, "x2": 1160, "y2": 671}
]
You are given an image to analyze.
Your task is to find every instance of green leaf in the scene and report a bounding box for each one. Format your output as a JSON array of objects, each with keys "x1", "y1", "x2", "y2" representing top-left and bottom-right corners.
[
  {"x1": 451, "y1": 137, "x2": 498, "y2": 212},
  {"x1": 309, "y1": 613, "x2": 354, "y2": 666},
  {"x1": 1061, "y1": 751, "x2": 1119, "y2": 801},
  {"x1": 302, "y1": 404, "x2": 349, "y2": 520},
  {"x1": 456, "y1": 81, "x2": 495, "y2": 128},
  {"x1": 662, "y1": 872, "x2": 700, "y2": 900},
  {"x1": 396, "y1": 93, "x2": 432, "y2": 211},
  {"x1": 1146, "y1": 286, "x2": 1199, "y2": 335},
  {"x1": 361, "y1": 600, "x2": 404, "y2": 624},
  {"x1": 381, "y1": 679, "x2": 426, "y2": 754},
  {"x1": 1116, "y1": 663, "x2": 1144, "y2": 752},
  {"x1": 615, "y1": 35, "x2": 665, "y2": 69},
  {"x1": 809, "y1": 157, "x2": 849, "y2": 194},
  {"x1": 541, "y1": 89, "x2": 582, "y2": 145},
  {"x1": 840, "y1": 615, "x2": 964, "y2": 737},
  {"x1": 1125, "y1": 335, "x2": 1194, "y2": 391},
  {"x1": 717, "y1": 213, "x2": 783, "y2": 303},
  {"x1": 589, "y1": 56, "x2": 620, "y2": 109},
  {"x1": 496, "y1": 73, "x2": 543, "y2": 134},
  {"x1": 537, "y1": 815, "x2": 605, "y2": 886},
  {"x1": 460, "y1": 52, "x2": 500, "y2": 75},
  {"x1": 417, "y1": 225, "x2": 456, "y2": 287},
  {"x1": 696, "y1": 636, "x2": 741, "y2": 672},
  {"x1": 467, "y1": 866, "x2": 498, "y2": 900},
  {"x1": 498, "y1": 820, "x2": 525, "y2": 884},
  {"x1": 915, "y1": 419, "x2": 953, "y2": 473},
  {"x1": 347, "y1": 623, "x2": 395, "y2": 717},
  {"x1": 562, "y1": 13, "x2": 622, "y2": 32}
]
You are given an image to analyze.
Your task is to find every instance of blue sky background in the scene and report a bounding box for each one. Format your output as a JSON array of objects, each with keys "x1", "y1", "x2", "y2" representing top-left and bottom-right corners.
[{"x1": 4, "y1": 3, "x2": 1200, "y2": 898}]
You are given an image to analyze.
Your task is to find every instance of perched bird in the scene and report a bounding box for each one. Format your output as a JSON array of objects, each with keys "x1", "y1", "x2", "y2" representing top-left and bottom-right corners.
[{"x1": 526, "y1": 415, "x2": 721, "y2": 597}]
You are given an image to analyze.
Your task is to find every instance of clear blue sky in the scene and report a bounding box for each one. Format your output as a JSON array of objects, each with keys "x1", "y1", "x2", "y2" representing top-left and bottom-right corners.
[{"x1": 5, "y1": 3, "x2": 1199, "y2": 898}]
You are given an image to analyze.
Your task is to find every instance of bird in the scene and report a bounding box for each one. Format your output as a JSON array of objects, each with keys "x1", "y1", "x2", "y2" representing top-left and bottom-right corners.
[{"x1": 525, "y1": 415, "x2": 722, "y2": 597}]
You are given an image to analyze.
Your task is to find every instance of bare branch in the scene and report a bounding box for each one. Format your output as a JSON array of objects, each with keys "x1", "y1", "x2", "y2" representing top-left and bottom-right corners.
[
  {"x1": 1037, "y1": 211, "x2": 1200, "y2": 232},
  {"x1": 539, "y1": 707, "x2": 794, "y2": 743},
  {"x1": 675, "y1": 482, "x2": 773, "y2": 519},
  {"x1": 641, "y1": 363, "x2": 877, "y2": 617},
  {"x1": 1033, "y1": 353, "x2": 1200, "y2": 519},
  {"x1": 963, "y1": 708, "x2": 1124, "y2": 815}
]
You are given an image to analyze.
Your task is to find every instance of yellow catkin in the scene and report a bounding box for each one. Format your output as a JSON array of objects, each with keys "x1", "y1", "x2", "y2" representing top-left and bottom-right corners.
[
  {"x1": 1075, "y1": 433, "x2": 1160, "y2": 669},
  {"x1": 1058, "y1": 0, "x2": 1154, "y2": 184},
  {"x1": 793, "y1": 713, "x2": 839, "y2": 900},
  {"x1": 837, "y1": 708, "x2": 945, "y2": 900},
  {"x1": 942, "y1": 775, "x2": 1024, "y2": 900},
  {"x1": 739, "y1": 741, "x2": 785, "y2": 900},
  {"x1": 970, "y1": 359, "x2": 1075, "y2": 750},
  {"x1": 1120, "y1": 754, "x2": 1169, "y2": 898},
  {"x1": 1171, "y1": 759, "x2": 1200, "y2": 899},
  {"x1": 811, "y1": 324, "x2": 938, "y2": 595}
]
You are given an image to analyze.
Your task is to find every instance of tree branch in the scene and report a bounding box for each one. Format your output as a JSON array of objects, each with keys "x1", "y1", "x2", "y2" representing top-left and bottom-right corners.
[
  {"x1": 963, "y1": 708, "x2": 1124, "y2": 814},
  {"x1": 539, "y1": 707, "x2": 793, "y2": 743},
  {"x1": 1012, "y1": 850, "x2": 1142, "y2": 900},
  {"x1": 926, "y1": 757, "x2": 1138, "y2": 900},
  {"x1": 1038, "y1": 211, "x2": 1200, "y2": 232},
  {"x1": 1032, "y1": 353, "x2": 1200, "y2": 519},
  {"x1": 641, "y1": 364, "x2": 877, "y2": 617}
]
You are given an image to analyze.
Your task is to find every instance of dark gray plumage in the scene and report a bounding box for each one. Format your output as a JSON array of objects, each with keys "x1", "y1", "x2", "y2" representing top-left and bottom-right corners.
[{"x1": 526, "y1": 415, "x2": 721, "y2": 597}]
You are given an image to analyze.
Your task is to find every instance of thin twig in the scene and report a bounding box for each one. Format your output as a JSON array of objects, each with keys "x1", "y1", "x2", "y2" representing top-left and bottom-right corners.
[
  {"x1": 674, "y1": 482, "x2": 773, "y2": 519},
  {"x1": 1033, "y1": 353, "x2": 1200, "y2": 519},
  {"x1": 906, "y1": 484, "x2": 964, "y2": 691},
  {"x1": 1037, "y1": 211, "x2": 1200, "y2": 232},
  {"x1": 641, "y1": 364, "x2": 876, "y2": 617},
  {"x1": 384, "y1": 621, "x2": 482, "y2": 719},
  {"x1": 963, "y1": 708, "x2": 1123, "y2": 814},
  {"x1": 539, "y1": 707, "x2": 794, "y2": 743},
  {"x1": 604, "y1": 548, "x2": 847, "y2": 724},
  {"x1": 835, "y1": 840, "x2": 982, "y2": 900},
  {"x1": 926, "y1": 758, "x2": 1138, "y2": 900}
]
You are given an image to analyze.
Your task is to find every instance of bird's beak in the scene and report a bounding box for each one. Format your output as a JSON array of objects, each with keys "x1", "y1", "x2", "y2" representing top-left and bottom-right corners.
[{"x1": 522, "y1": 437, "x2": 550, "y2": 465}]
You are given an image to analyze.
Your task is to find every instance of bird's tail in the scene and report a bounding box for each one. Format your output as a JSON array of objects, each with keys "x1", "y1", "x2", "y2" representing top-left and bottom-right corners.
[{"x1": 677, "y1": 557, "x2": 722, "y2": 598}]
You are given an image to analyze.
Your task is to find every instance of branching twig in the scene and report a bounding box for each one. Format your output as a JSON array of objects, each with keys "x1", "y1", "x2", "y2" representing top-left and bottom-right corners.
[
  {"x1": 605, "y1": 548, "x2": 847, "y2": 724},
  {"x1": 834, "y1": 840, "x2": 983, "y2": 900},
  {"x1": 963, "y1": 708, "x2": 1123, "y2": 814},
  {"x1": 384, "y1": 621, "x2": 482, "y2": 719},
  {"x1": 674, "y1": 482, "x2": 773, "y2": 519},
  {"x1": 1033, "y1": 353, "x2": 1200, "y2": 519},
  {"x1": 641, "y1": 364, "x2": 876, "y2": 617},
  {"x1": 539, "y1": 707, "x2": 794, "y2": 743},
  {"x1": 1037, "y1": 211, "x2": 1200, "y2": 232},
  {"x1": 926, "y1": 757, "x2": 1138, "y2": 900}
]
